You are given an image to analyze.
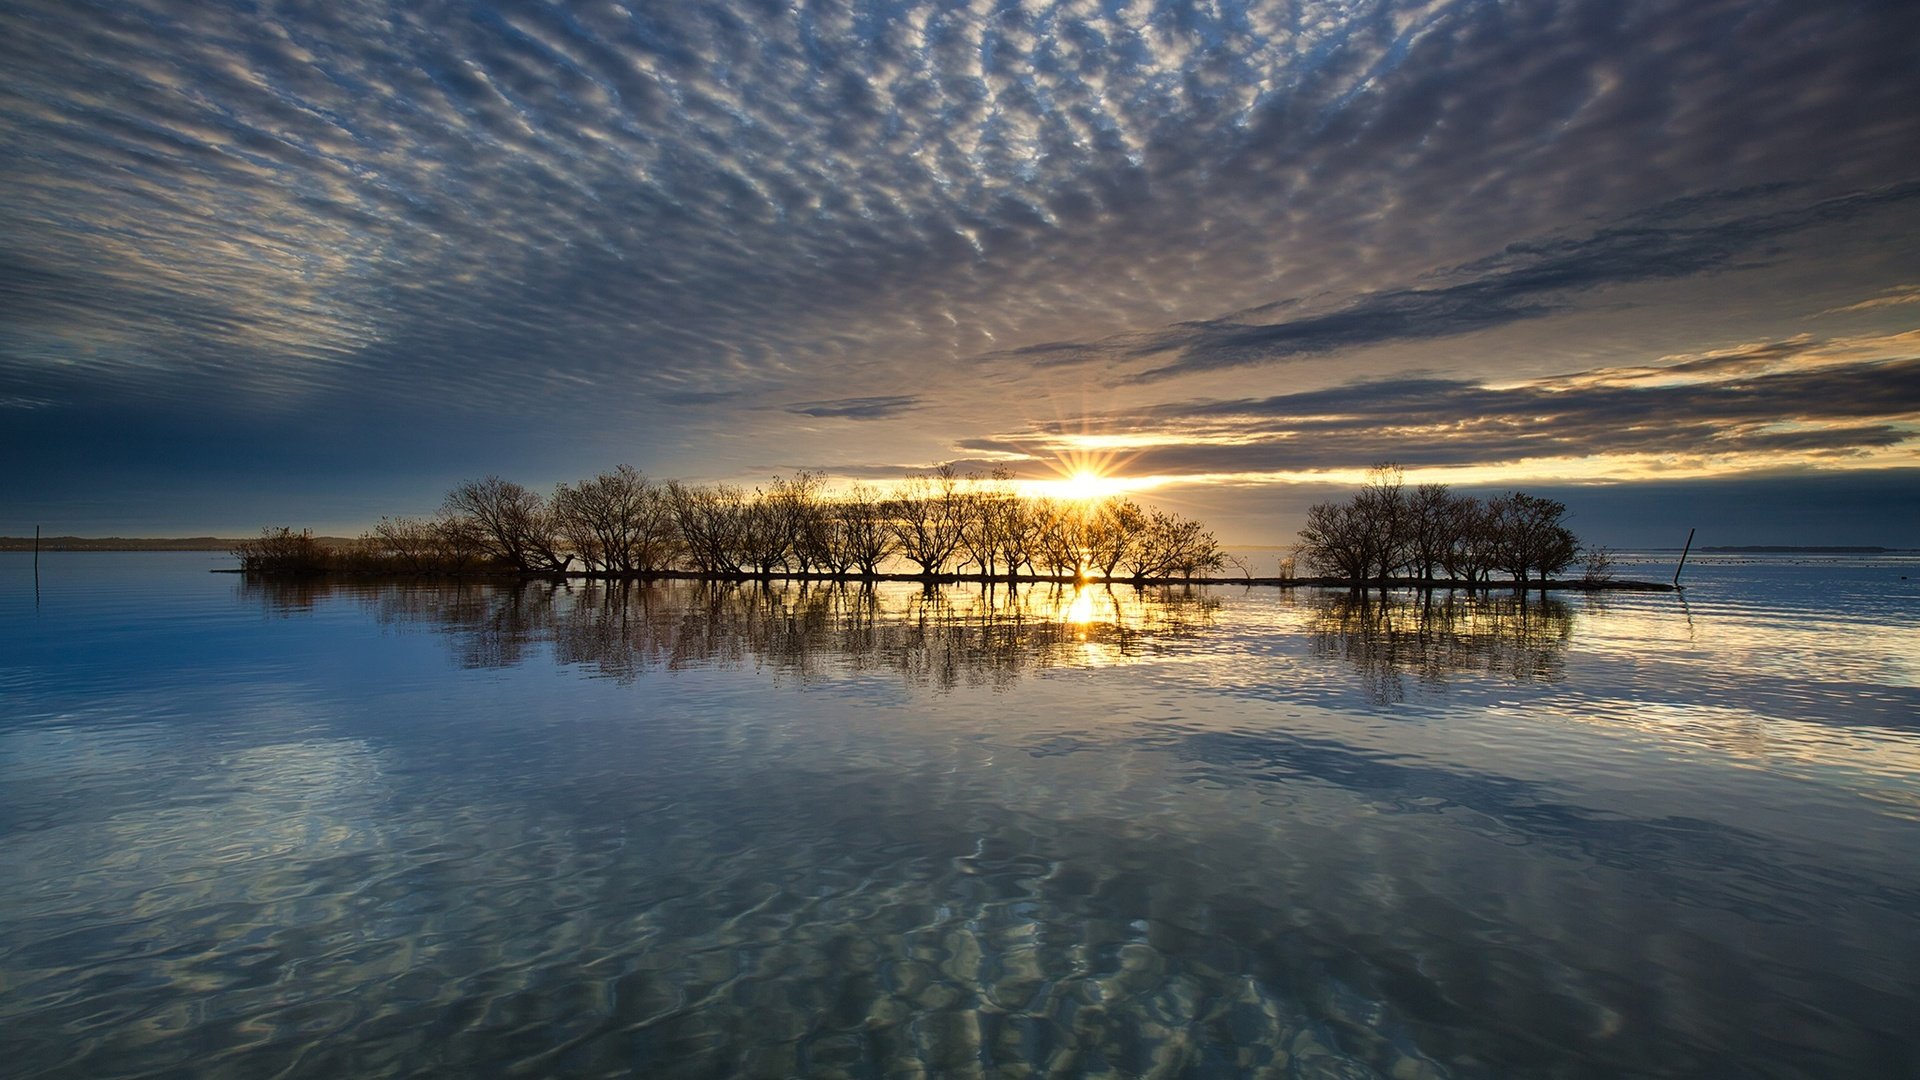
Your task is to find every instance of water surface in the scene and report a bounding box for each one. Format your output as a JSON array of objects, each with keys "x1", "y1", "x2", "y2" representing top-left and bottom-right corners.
[{"x1": 3, "y1": 553, "x2": 1917, "y2": 1078}]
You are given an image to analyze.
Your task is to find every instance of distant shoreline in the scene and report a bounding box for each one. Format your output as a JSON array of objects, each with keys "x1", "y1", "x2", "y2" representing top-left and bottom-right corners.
[
  {"x1": 0, "y1": 536, "x2": 352, "y2": 552},
  {"x1": 1695, "y1": 545, "x2": 1903, "y2": 553}
]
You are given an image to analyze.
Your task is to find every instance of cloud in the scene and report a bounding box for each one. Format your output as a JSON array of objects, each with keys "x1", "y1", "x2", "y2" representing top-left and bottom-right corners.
[
  {"x1": 784, "y1": 395, "x2": 922, "y2": 420},
  {"x1": 973, "y1": 334, "x2": 1920, "y2": 475},
  {"x1": 2, "y1": 0, "x2": 1919, "y2": 526},
  {"x1": 1820, "y1": 285, "x2": 1920, "y2": 316},
  {"x1": 997, "y1": 183, "x2": 1920, "y2": 381}
]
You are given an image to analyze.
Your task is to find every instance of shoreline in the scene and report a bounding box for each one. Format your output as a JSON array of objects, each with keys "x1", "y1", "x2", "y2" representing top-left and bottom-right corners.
[{"x1": 214, "y1": 567, "x2": 1678, "y2": 592}]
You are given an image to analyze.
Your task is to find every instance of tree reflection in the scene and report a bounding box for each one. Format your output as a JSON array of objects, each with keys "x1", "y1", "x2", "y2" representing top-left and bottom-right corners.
[
  {"x1": 240, "y1": 579, "x2": 1583, "y2": 697},
  {"x1": 1306, "y1": 590, "x2": 1575, "y2": 702},
  {"x1": 245, "y1": 578, "x2": 1222, "y2": 691}
]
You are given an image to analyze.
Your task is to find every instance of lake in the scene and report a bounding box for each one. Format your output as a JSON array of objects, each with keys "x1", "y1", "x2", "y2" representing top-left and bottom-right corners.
[{"x1": 3, "y1": 552, "x2": 1917, "y2": 1078}]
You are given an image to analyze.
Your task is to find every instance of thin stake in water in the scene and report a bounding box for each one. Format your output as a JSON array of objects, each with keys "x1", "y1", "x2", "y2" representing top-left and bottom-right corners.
[{"x1": 1674, "y1": 527, "x2": 1695, "y2": 589}]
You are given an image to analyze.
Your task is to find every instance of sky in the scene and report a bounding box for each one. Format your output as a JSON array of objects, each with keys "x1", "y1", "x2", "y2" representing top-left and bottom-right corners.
[{"x1": 3, "y1": 0, "x2": 1918, "y2": 546}]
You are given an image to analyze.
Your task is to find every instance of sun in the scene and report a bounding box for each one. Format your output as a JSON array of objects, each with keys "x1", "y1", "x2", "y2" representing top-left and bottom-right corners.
[
  {"x1": 1015, "y1": 449, "x2": 1149, "y2": 502},
  {"x1": 1060, "y1": 468, "x2": 1122, "y2": 502}
]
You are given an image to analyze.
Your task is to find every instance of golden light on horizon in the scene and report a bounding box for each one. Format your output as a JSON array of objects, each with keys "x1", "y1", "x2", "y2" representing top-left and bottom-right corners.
[
  {"x1": 1059, "y1": 468, "x2": 1125, "y2": 502},
  {"x1": 1015, "y1": 447, "x2": 1157, "y2": 502}
]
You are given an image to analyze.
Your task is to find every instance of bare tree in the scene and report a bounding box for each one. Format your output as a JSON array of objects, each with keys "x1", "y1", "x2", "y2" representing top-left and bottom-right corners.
[
  {"x1": 738, "y1": 484, "x2": 796, "y2": 577},
  {"x1": 371, "y1": 515, "x2": 442, "y2": 572},
  {"x1": 1405, "y1": 482, "x2": 1461, "y2": 582},
  {"x1": 445, "y1": 476, "x2": 569, "y2": 572},
  {"x1": 233, "y1": 527, "x2": 328, "y2": 574},
  {"x1": 889, "y1": 466, "x2": 964, "y2": 576},
  {"x1": 1137, "y1": 508, "x2": 1225, "y2": 581},
  {"x1": 1298, "y1": 499, "x2": 1373, "y2": 582},
  {"x1": 1440, "y1": 496, "x2": 1495, "y2": 586},
  {"x1": 553, "y1": 465, "x2": 675, "y2": 574},
  {"x1": 955, "y1": 470, "x2": 1018, "y2": 578},
  {"x1": 995, "y1": 496, "x2": 1041, "y2": 580},
  {"x1": 1122, "y1": 506, "x2": 1176, "y2": 581},
  {"x1": 1354, "y1": 463, "x2": 1408, "y2": 580},
  {"x1": 835, "y1": 483, "x2": 897, "y2": 576},
  {"x1": 1030, "y1": 499, "x2": 1083, "y2": 578},
  {"x1": 771, "y1": 472, "x2": 834, "y2": 575},
  {"x1": 1486, "y1": 493, "x2": 1580, "y2": 587},
  {"x1": 1581, "y1": 545, "x2": 1617, "y2": 585},
  {"x1": 668, "y1": 481, "x2": 748, "y2": 575},
  {"x1": 1082, "y1": 498, "x2": 1143, "y2": 580}
]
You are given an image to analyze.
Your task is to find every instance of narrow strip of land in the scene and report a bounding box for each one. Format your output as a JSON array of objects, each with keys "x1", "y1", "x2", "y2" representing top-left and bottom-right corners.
[{"x1": 214, "y1": 565, "x2": 1676, "y2": 591}]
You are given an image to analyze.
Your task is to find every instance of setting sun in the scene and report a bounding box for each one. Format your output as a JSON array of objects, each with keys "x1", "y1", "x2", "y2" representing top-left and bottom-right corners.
[
  {"x1": 1059, "y1": 468, "x2": 1125, "y2": 502},
  {"x1": 1018, "y1": 449, "x2": 1148, "y2": 502}
]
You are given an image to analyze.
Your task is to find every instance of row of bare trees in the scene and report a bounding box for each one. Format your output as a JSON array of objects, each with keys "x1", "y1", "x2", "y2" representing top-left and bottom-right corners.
[
  {"x1": 1296, "y1": 465, "x2": 1589, "y2": 587},
  {"x1": 312, "y1": 464, "x2": 1227, "y2": 581}
]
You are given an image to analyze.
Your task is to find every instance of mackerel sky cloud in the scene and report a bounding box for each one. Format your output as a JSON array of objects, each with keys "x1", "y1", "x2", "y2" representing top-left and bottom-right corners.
[{"x1": 3, "y1": 0, "x2": 1917, "y2": 541}]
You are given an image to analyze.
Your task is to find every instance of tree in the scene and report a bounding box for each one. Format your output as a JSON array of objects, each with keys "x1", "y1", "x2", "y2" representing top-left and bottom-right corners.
[
  {"x1": 1083, "y1": 498, "x2": 1144, "y2": 580},
  {"x1": 668, "y1": 481, "x2": 748, "y2": 575},
  {"x1": 834, "y1": 483, "x2": 897, "y2": 576},
  {"x1": 1354, "y1": 463, "x2": 1408, "y2": 580},
  {"x1": 739, "y1": 484, "x2": 795, "y2": 577},
  {"x1": 1159, "y1": 510, "x2": 1227, "y2": 581},
  {"x1": 955, "y1": 469, "x2": 1018, "y2": 578},
  {"x1": 1405, "y1": 482, "x2": 1462, "y2": 582},
  {"x1": 1298, "y1": 499, "x2": 1372, "y2": 581},
  {"x1": 1581, "y1": 545, "x2": 1617, "y2": 585},
  {"x1": 772, "y1": 471, "x2": 834, "y2": 575},
  {"x1": 554, "y1": 465, "x2": 675, "y2": 574},
  {"x1": 1030, "y1": 499, "x2": 1083, "y2": 578},
  {"x1": 445, "y1": 476, "x2": 569, "y2": 572},
  {"x1": 1297, "y1": 464, "x2": 1411, "y2": 584},
  {"x1": 1487, "y1": 493, "x2": 1579, "y2": 586},
  {"x1": 371, "y1": 515, "x2": 442, "y2": 572},
  {"x1": 889, "y1": 467, "x2": 964, "y2": 576},
  {"x1": 1439, "y1": 496, "x2": 1495, "y2": 586},
  {"x1": 233, "y1": 526, "x2": 328, "y2": 574}
]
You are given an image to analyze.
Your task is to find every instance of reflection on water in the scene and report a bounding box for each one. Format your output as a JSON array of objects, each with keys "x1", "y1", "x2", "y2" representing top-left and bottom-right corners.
[
  {"x1": 248, "y1": 577, "x2": 1224, "y2": 689},
  {"x1": 1305, "y1": 591, "x2": 1575, "y2": 702},
  {"x1": 3, "y1": 555, "x2": 1919, "y2": 1079},
  {"x1": 243, "y1": 577, "x2": 1596, "y2": 700}
]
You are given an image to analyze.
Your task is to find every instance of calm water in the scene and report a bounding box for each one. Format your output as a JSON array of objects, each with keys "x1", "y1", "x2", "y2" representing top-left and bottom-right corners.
[{"x1": 3, "y1": 552, "x2": 1917, "y2": 1079}]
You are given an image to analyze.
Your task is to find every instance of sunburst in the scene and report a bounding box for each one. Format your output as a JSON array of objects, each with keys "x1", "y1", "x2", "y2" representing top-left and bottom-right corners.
[
  {"x1": 1058, "y1": 468, "x2": 1126, "y2": 502},
  {"x1": 1028, "y1": 447, "x2": 1142, "y2": 503}
]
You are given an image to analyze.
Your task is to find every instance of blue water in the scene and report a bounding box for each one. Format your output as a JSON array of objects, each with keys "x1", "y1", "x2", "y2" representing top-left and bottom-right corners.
[{"x1": 2, "y1": 552, "x2": 1917, "y2": 1078}]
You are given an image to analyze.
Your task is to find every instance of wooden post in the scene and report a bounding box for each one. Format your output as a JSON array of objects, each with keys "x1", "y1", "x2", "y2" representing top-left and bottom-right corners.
[{"x1": 1673, "y1": 527, "x2": 1695, "y2": 589}]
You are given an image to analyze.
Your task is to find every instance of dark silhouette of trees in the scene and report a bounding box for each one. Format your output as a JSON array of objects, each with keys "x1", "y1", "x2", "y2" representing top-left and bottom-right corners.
[
  {"x1": 1298, "y1": 464, "x2": 1584, "y2": 588},
  {"x1": 445, "y1": 476, "x2": 570, "y2": 573},
  {"x1": 1154, "y1": 509, "x2": 1228, "y2": 581},
  {"x1": 1032, "y1": 498, "x2": 1083, "y2": 578},
  {"x1": 369, "y1": 514, "x2": 484, "y2": 572},
  {"x1": 241, "y1": 459, "x2": 1604, "y2": 593},
  {"x1": 955, "y1": 469, "x2": 1019, "y2": 578},
  {"x1": 1440, "y1": 495, "x2": 1496, "y2": 586},
  {"x1": 1405, "y1": 482, "x2": 1462, "y2": 581},
  {"x1": 1487, "y1": 492, "x2": 1579, "y2": 586},
  {"x1": 1082, "y1": 499, "x2": 1141, "y2": 580},
  {"x1": 553, "y1": 465, "x2": 676, "y2": 574},
  {"x1": 834, "y1": 483, "x2": 897, "y2": 576},
  {"x1": 889, "y1": 466, "x2": 965, "y2": 576},
  {"x1": 667, "y1": 481, "x2": 748, "y2": 575},
  {"x1": 1298, "y1": 499, "x2": 1372, "y2": 580},
  {"x1": 1299, "y1": 464, "x2": 1409, "y2": 582},
  {"x1": 233, "y1": 527, "x2": 329, "y2": 574}
]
